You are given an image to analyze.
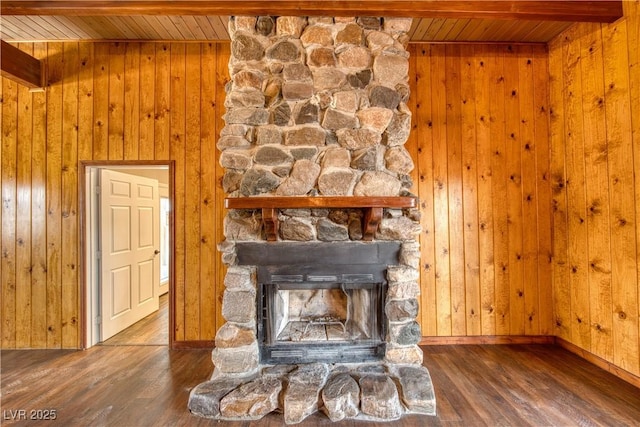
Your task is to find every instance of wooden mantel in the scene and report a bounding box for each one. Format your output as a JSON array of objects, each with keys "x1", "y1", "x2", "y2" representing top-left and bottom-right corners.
[{"x1": 225, "y1": 196, "x2": 417, "y2": 241}]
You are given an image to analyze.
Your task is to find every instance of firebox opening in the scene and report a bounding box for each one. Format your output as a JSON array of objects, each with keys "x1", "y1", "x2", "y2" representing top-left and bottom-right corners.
[
  {"x1": 259, "y1": 281, "x2": 387, "y2": 364},
  {"x1": 272, "y1": 286, "x2": 378, "y2": 342}
]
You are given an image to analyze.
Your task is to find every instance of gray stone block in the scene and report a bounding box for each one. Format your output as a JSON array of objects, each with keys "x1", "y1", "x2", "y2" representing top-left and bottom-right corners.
[
  {"x1": 359, "y1": 374, "x2": 403, "y2": 420},
  {"x1": 188, "y1": 378, "x2": 243, "y2": 418},
  {"x1": 219, "y1": 376, "x2": 282, "y2": 419},
  {"x1": 322, "y1": 373, "x2": 360, "y2": 421}
]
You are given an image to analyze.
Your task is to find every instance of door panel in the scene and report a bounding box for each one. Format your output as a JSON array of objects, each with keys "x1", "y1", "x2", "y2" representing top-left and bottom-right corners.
[
  {"x1": 100, "y1": 169, "x2": 160, "y2": 341},
  {"x1": 112, "y1": 266, "x2": 132, "y2": 315}
]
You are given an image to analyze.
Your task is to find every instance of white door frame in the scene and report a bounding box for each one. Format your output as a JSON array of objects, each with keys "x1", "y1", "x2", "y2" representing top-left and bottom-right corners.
[{"x1": 80, "y1": 161, "x2": 174, "y2": 349}]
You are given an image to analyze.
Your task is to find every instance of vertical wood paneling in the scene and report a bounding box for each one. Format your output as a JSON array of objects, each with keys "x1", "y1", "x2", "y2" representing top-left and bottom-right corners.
[
  {"x1": 200, "y1": 42, "x2": 217, "y2": 340},
  {"x1": 184, "y1": 43, "x2": 201, "y2": 340},
  {"x1": 30, "y1": 42, "x2": 48, "y2": 347},
  {"x1": 563, "y1": 24, "x2": 591, "y2": 349},
  {"x1": 138, "y1": 43, "x2": 155, "y2": 161},
  {"x1": 2, "y1": 77, "x2": 18, "y2": 347},
  {"x1": 627, "y1": 0, "x2": 640, "y2": 379},
  {"x1": 78, "y1": 42, "x2": 94, "y2": 162},
  {"x1": 92, "y1": 43, "x2": 109, "y2": 161},
  {"x1": 61, "y1": 42, "x2": 79, "y2": 347},
  {"x1": 549, "y1": 35, "x2": 571, "y2": 341},
  {"x1": 474, "y1": 45, "x2": 497, "y2": 336},
  {"x1": 580, "y1": 23, "x2": 613, "y2": 361},
  {"x1": 518, "y1": 46, "x2": 539, "y2": 335},
  {"x1": 504, "y1": 45, "x2": 524, "y2": 336},
  {"x1": 549, "y1": 0, "x2": 640, "y2": 376},
  {"x1": 412, "y1": 44, "x2": 551, "y2": 339},
  {"x1": 154, "y1": 43, "x2": 170, "y2": 161},
  {"x1": 108, "y1": 42, "x2": 125, "y2": 160},
  {"x1": 15, "y1": 44, "x2": 33, "y2": 347},
  {"x1": 123, "y1": 43, "x2": 140, "y2": 160},
  {"x1": 532, "y1": 45, "x2": 553, "y2": 336},
  {"x1": 170, "y1": 43, "x2": 186, "y2": 342},
  {"x1": 414, "y1": 45, "x2": 437, "y2": 337},
  {"x1": 430, "y1": 45, "x2": 452, "y2": 336},
  {"x1": 602, "y1": 17, "x2": 639, "y2": 375},
  {"x1": 45, "y1": 42, "x2": 63, "y2": 348},
  {"x1": 460, "y1": 45, "x2": 481, "y2": 336},
  {"x1": 490, "y1": 49, "x2": 510, "y2": 335},
  {"x1": 445, "y1": 45, "x2": 466, "y2": 336}
]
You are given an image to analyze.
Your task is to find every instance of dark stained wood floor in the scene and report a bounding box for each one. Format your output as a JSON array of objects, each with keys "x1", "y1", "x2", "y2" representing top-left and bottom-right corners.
[
  {"x1": 2, "y1": 344, "x2": 639, "y2": 426},
  {"x1": 101, "y1": 293, "x2": 169, "y2": 346}
]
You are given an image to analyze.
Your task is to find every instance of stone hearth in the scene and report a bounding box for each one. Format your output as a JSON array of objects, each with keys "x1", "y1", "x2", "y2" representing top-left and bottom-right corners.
[{"x1": 188, "y1": 14, "x2": 436, "y2": 423}]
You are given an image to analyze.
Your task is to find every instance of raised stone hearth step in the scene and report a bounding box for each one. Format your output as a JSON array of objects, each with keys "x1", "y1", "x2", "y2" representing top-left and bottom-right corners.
[{"x1": 188, "y1": 363, "x2": 436, "y2": 423}]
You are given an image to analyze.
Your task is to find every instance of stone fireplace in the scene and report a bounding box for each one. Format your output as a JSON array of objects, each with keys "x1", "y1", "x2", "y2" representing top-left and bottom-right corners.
[{"x1": 189, "y1": 14, "x2": 435, "y2": 423}]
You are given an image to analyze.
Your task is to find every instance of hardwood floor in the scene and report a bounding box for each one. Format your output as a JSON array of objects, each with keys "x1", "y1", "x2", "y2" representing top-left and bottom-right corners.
[
  {"x1": 2, "y1": 344, "x2": 639, "y2": 426},
  {"x1": 101, "y1": 294, "x2": 169, "y2": 346}
]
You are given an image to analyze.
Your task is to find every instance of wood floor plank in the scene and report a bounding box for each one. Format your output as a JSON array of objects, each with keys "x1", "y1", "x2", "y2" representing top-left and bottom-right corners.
[
  {"x1": 100, "y1": 293, "x2": 168, "y2": 346},
  {"x1": 2, "y1": 343, "x2": 640, "y2": 426}
]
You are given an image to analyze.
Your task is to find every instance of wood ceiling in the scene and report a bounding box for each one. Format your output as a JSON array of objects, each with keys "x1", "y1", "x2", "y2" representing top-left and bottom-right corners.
[{"x1": 0, "y1": 1, "x2": 624, "y2": 43}]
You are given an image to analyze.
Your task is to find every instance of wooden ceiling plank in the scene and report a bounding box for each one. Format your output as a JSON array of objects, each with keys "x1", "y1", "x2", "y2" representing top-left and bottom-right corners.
[
  {"x1": 489, "y1": 20, "x2": 522, "y2": 41},
  {"x1": 106, "y1": 16, "x2": 142, "y2": 39},
  {"x1": 0, "y1": 1, "x2": 623, "y2": 23},
  {"x1": 442, "y1": 18, "x2": 473, "y2": 41},
  {"x1": 182, "y1": 16, "x2": 207, "y2": 39},
  {"x1": 522, "y1": 21, "x2": 573, "y2": 43},
  {"x1": 119, "y1": 16, "x2": 155, "y2": 39},
  {"x1": 141, "y1": 16, "x2": 173, "y2": 39},
  {"x1": 407, "y1": 17, "x2": 420, "y2": 40},
  {"x1": 13, "y1": 16, "x2": 52, "y2": 40},
  {"x1": 432, "y1": 18, "x2": 461, "y2": 41},
  {"x1": 50, "y1": 16, "x2": 92, "y2": 38},
  {"x1": 423, "y1": 18, "x2": 447, "y2": 40},
  {"x1": 457, "y1": 19, "x2": 494, "y2": 41},
  {"x1": 73, "y1": 16, "x2": 113, "y2": 39},
  {"x1": 0, "y1": 18, "x2": 28, "y2": 40},
  {"x1": 25, "y1": 15, "x2": 70, "y2": 39},
  {"x1": 193, "y1": 16, "x2": 218, "y2": 39},
  {"x1": 207, "y1": 16, "x2": 229, "y2": 40},
  {"x1": 83, "y1": 15, "x2": 127, "y2": 39},
  {"x1": 505, "y1": 21, "x2": 547, "y2": 42},
  {"x1": 412, "y1": 18, "x2": 436, "y2": 40},
  {"x1": 168, "y1": 16, "x2": 197, "y2": 39},
  {"x1": 155, "y1": 15, "x2": 187, "y2": 39},
  {"x1": 0, "y1": 40, "x2": 44, "y2": 88}
]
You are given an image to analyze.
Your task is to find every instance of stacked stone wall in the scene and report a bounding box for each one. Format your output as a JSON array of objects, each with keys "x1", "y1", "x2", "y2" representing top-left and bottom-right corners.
[{"x1": 220, "y1": 15, "x2": 420, "y2": 243}]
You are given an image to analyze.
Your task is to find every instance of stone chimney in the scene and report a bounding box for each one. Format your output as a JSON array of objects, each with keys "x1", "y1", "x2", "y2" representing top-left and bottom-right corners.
[{"x1": 188, "y1": 16, "x2": 435, "y2": 424}]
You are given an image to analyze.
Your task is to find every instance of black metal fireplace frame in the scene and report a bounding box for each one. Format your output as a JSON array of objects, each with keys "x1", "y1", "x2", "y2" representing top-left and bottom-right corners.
[{"x1": 235, "y1": 241, "x2": 401, "y2": 365}]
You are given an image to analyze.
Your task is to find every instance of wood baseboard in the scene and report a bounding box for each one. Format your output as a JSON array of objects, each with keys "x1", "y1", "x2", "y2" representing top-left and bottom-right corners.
[
  {"x1": 419, "y1": 335, "x2": 556, "y2": 345},
  {"x1": 555, "y1": 337, "x2": 640, "y2": 388}
]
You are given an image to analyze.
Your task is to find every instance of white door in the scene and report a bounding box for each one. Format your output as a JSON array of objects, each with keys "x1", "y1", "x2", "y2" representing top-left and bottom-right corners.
[{"x1": 100, "y1": 169, "x2": 160, "y2": 341}]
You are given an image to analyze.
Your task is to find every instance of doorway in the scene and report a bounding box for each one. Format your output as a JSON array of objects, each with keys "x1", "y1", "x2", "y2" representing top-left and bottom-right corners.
[{"x1": 81, "y1": 161, "x2": 174, "y2": 349}]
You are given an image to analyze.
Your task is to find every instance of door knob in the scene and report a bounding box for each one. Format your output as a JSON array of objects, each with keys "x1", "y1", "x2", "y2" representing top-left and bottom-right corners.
[{"x1": 154, "y1": 249, "x2": 160, "y2": 255}]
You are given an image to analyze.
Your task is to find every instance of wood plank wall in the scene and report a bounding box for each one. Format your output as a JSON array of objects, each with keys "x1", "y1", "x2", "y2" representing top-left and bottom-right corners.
[
  {"x1": 548, "y1": 0, "x2": 640, "y2": 377},
  {"x1": 0, "y1": 40, "x2": 554, "y2": 348},
  {"x1": 407, "y1": 43, "x2": 553, "y2": 338},
  {"x1": 1, "y1": 41, "x2": 229, "y2": 348}
]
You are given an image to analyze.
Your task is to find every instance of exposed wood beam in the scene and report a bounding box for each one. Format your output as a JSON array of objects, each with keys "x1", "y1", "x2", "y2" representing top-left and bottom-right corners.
[
  {"x1": 0, "y1": 40, "x2": 43, "y2": 89},
  {"x1": 0, "y1": 1, "x2": 624, "y2": 23}
]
